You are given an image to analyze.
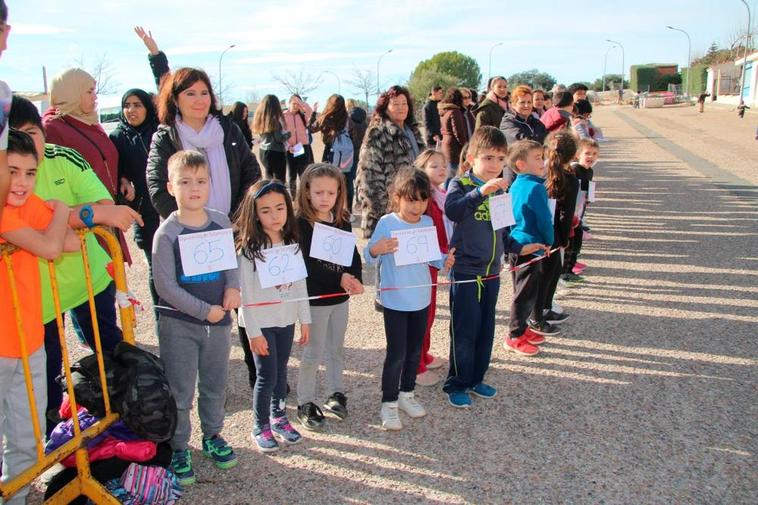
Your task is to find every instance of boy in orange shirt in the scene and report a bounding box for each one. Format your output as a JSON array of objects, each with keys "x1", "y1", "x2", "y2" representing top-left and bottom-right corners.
[{"x1": 0, "y1": 130, "x2": 77, "y2": 504}]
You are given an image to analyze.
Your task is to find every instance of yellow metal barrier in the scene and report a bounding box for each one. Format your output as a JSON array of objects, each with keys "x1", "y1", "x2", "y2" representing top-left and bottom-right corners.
[{"x1": 0, "y1": 226, "x2": 136, "y2": 504}]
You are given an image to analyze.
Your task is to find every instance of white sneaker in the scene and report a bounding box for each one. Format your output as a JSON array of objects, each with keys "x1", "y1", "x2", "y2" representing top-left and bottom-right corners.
[
  {"x1": 398, "y1": 391, "x2": 427, "y2": 418},
  {"x1": 380, "y1": 402, "x2": 402, "y2": 430}
]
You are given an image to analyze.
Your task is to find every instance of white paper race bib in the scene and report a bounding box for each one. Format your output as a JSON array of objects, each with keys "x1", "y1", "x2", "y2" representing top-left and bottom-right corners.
[
  {"x1": 391, "y1": 226, "x2": 441, "y2": 267},
  {"x1": 177, "y1": 228, "x2": 238, "y2": 277},
  {"x1": 254, "y1": 244, "x2": 308, "y2": 289},
  {"x1": 309, "y1": 222, "x2": 356, "y2": 267}
]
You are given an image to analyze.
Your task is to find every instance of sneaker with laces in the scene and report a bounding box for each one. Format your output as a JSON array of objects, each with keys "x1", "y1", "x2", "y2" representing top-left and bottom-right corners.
[
  {"x1": 252, "y1": 425, "x2": 279, "y2": 453},
  {"x1": 504, "y1": 335, "x2": 540, "y2": 356},
  {"x1": 171, "y1": 449, "x2": 196, "y2": 486},
  {"x1": 447, "y1": 391, "x2": 472, "y2": 408},
  {"x1": 297, "y1": 402, "x2": 326, "y2": 431},
  {"x1": 524, "y1": 327, "x2": 545, "y2": 345},
  {"x1": 527, "y1": 318, "x2": 561, "y2": 336},
  {"x1": 380, "y1": 402, "x2": 402, "y2": 430},
  {"x1": 323, "y1": 392, "x2": 348, "y2": 420},
  {"x1": 202, "y1": 435, "x2": 237, "y2": 469},
  {"x1": 398, "y1": 391, "x2": 426, "y2": 418},
  {"x1": 561, "y1": 272, "x2": 585, "y2": 284},
  {"x1": 544, "y1": 310, "x2": 570, "y2": 325},
  {"x1": 468, "y1": 383, "x2": 497, "y2": 399},
  {"x1": 271, "y1": 416, "x2": 303, "y2": 444}
]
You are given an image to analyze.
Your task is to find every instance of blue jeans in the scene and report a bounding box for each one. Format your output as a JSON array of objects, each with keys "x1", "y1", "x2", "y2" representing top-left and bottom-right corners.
[
  {"x1": 44, "y1": 282, "x2": 122, "y2": 435},
  {"x1": 252, "y1": 325, "x2": 294, "y2": 428},
  {"x1": 443, "y1": 272, "x2": 500, "y2": 393}
]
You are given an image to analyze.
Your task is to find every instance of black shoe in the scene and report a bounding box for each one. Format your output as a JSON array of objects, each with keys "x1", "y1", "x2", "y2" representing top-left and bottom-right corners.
[
  {"x1": 323, "y1": 392, "x2": 348, "y2": 420},
  {"x1": 544, "y1": 310, "x2": 570, "y2": 325},
  {"x1": 560, "y1": 273, "x2": 585, "y2": 284},
  {"x1": 527, "y1": 318, "x2": 562, "y2": 336},
  {"x1": 297, "y1": 402, "x2": 326, "y2": 431},
  {"x1": 582, "y1": 224, "x2": 591, "y2": 232}
]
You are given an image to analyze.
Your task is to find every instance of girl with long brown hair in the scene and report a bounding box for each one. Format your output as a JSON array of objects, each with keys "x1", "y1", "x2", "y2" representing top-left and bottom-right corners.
[{"x1": 252, "y1": 95, "x2": 291, "y2": 182}]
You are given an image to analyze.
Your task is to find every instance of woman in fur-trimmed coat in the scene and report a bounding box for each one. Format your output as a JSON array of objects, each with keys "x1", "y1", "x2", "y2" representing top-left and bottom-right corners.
[{"x1": 356, "y1": 85, "x2": 425, "y2": 238}]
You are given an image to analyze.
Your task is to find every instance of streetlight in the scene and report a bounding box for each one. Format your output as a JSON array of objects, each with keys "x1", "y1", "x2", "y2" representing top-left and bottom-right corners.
[
  {"x1": 603, "y1": 44, "x2": 617, "y2": 92},
  {"x1": 666, "y1": 25, "x2": 692, "y2": 97},
  {"x1": 376, "y1": 49, "x2": 393, "y2": 95},
  {"x1": 488, "y1": 42, "x2": 504, "y2": 80},
  {"x1": 606, "y1": 39, "x2": 625, "y2": 102},
  {"x1": 739, "y1": 0, "x2": 752, "y2": 104},
  {"x1": 218, "y1": 44, "x2": 236, "y2": 108},
  {"x1": 322, "y1": 70, "x2": 341, "y2": 94}
]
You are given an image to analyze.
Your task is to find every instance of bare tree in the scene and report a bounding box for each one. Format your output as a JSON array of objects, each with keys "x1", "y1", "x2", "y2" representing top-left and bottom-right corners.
[
  {"x1": 272, "y1": 68, "x2": 322, "y2": 99},
  {"x1": 346, "y1": 68, "x2": 374, "y2": 109},
  {"x1": 214, "y1": 74, "x2": 235, "y2": 109},
  {"x1": 74, "y1": 53, "x2": 119, "y2": 95},
  {"x1": 727, "y1": 23, "x2": 757, "y2": 58}
]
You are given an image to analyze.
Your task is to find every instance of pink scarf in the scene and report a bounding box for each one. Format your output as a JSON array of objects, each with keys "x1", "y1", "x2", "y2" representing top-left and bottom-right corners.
[{"x1": 486, "y1": 91, "x2": 509, "y2": 112}]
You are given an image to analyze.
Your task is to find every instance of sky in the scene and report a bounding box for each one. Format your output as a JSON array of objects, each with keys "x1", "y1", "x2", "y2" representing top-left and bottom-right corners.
[{"x1": 2, "y1": 0, "x2": 756, "y2": 108}]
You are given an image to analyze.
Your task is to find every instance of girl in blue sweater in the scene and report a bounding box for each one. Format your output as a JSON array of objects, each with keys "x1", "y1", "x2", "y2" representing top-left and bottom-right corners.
[{"x1": 365, "y1": 168, "x2": 454, "y2": 430}]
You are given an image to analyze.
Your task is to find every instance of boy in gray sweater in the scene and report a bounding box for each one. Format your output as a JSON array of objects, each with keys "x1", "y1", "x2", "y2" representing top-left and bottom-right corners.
[{"x1": 152, "y1": 150, "x2": 241, "y2": 485}]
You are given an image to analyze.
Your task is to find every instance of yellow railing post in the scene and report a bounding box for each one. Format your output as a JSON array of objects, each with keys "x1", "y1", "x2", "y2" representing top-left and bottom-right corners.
[{"x1": 0, "y1": 226, "x2": 134, "y2": 505}]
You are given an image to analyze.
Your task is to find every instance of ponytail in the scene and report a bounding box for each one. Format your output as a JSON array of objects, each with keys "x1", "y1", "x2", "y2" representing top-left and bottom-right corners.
[{"x1": 544, "y1": 131, "x2": 578, "y2": 200}]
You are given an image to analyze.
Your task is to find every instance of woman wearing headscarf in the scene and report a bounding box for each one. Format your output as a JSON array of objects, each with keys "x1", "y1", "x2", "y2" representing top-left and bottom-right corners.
[
  {"x1": 109, "y1": 88, "x2": 161, "y2": 306},
  {"x1": 42, "y1": 67, "x2": 133, "y2": 263}
]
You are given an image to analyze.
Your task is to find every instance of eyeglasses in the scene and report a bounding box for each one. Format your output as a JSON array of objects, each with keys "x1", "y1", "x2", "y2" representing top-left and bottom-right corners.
[{"x1": 253, "y1": 179, "x2": 287, "y2": 199}]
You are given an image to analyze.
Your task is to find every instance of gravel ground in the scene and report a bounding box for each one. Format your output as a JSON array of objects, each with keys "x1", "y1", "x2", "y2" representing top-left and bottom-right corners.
[{"x1": 28, "y1": 106, "x2": 757, "y2": 504}]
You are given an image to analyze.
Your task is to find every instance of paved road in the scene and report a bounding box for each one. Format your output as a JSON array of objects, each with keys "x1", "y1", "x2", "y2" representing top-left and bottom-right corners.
[{"x1": 31, "y1": 106, "x2": 757, "y2": 504}]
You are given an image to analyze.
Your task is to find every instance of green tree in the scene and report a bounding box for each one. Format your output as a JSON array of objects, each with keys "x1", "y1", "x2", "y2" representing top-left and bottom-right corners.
[
  {"x1": 407, "y1": 68, "x2": 459, "y2": 109},
  {"x1": 590, "y1": 74, "x2": 629, "y2": 91},
  {"x1": 410, "y1": 51, "x2": 481, "y2": 90},
  {"x1": 506, "y1": 69, "x2": 557, "y2": 91}
]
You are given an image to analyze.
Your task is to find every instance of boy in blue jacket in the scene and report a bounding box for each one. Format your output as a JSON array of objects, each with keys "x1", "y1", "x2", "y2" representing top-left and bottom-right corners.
[
  {"x1": 443, "y1": 127, "x2": 545, "y2": 408},
  {"x1": 505, "y1": 140, "x2": 554, "y2": 356}
]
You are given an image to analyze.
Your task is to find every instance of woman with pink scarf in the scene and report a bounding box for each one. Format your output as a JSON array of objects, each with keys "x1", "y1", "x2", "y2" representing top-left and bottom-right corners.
[{"x1": 473, "y1": 76, "x2": 509, "y2": 129}]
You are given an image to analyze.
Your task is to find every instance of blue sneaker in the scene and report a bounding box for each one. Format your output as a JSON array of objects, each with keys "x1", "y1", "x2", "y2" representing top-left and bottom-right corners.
[
  {"x1": 469, "y1": 383, "x2": 497, "y2": 399},
  {"x1": 171, "y1": 449, "x2": 196, "y2": 486},
  {"x1": 202, "y1": 435, "x2": 238, "y2": 469},
  {"x1": 252, "y1": 424, "x2": 279, "y2": 453},
  {"x1": 272, "y1": 416, "x2": 303, "y2": 444},
  {"x1": 447, "y1": 391, "x2": 472, "y2": 409}
]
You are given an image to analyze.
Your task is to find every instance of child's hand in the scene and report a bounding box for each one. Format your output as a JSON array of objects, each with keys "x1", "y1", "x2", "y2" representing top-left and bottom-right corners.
[
  {"x1": 223, "y1": 288, "x2": 241, "y2": 310},
  {"x1": 340, "y1": 273, "x2": 364, "y2": 295},
  {"x1": 443, "y1": 247, "x2": 456, "y2": 273},
  {"x1": 519, "y1": 243, "x2": 548, "y2": 256},
  {"x1": 206, "y1": 305, "x2": 226, "y2": 323},
  {"x1": 249, "y1": 335, "x2": 268, "y2": 356},
  {"x1": 94, "y1": 205, "x2": 144, "y2": 231},
  {"x1": 298, "y1": 324, "x2": 310, "y2": 346},
  {"x1": 480, "y1": 178, "x2": 509, "y2": 196},
  {"x1": 369, "y1": 237, "x2": 399, "y2": 258},
  {"x1": 119, "y1": 178, "x2": 136, "y2": 202}
]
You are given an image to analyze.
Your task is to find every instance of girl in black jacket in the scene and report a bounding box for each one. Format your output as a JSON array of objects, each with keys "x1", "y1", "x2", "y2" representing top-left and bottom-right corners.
[{"x1": 529, "y1": 131, "x2": 578, "y2": 335}]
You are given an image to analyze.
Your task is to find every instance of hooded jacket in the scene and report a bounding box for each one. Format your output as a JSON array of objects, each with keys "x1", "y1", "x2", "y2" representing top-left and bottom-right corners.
[
  {"x1": 540, "y1": 107, "x2": 571, "y2": 132},
  {"x1": 438, "y1": 103, "x2": 468, "y2": 166},
  {"x1": 146, "y1": 114, "x2": 261, "y2": 219},
  {"x1": 109, "y1": 89, "x2": 160, "y2": 225},
  {"x1": 355, "y1": 117, "x2": 425, "y2": 237},
  {"x1": 473, "y1": 98, "x2": 506, "y2": 130},
  {"x1": 445, "y1": 170, "x2": 523, "y2": 276}
]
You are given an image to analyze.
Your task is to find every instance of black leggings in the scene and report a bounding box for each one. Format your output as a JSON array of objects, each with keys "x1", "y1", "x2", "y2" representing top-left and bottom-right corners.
[
  {"x1": 260, "y1": 149, "x2": 287, "y2": 182},
  {"x1": 381, "y1": 307, "x2": 428, "y2": 402},
  {"x1": 533, "y1": 251, "x2": 562, "y2": 320},
  {"x1": 286, "y1": 144, "x2": 313, "y2": 196}
]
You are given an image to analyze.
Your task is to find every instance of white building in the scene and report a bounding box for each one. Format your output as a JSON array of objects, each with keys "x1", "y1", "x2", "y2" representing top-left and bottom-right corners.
[{"x1": 706, "y1": 51, "x2": 758, "y2": 107}]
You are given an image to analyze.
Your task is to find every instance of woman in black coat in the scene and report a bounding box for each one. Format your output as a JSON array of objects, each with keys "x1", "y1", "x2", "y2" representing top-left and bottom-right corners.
[
  {"x1": 109, "y1": 88, "x2": 161, "y2": 306},
  {"x1": 146, "y1": 67, "x2": 261, "y2": 220}
]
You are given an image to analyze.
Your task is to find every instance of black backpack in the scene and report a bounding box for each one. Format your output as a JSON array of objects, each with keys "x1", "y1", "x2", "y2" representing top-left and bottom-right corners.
[{"x1": 61, "y1": 342, "x2": 177, "y2": 443}]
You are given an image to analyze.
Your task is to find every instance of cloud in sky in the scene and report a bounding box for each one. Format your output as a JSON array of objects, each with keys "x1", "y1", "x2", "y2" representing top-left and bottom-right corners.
[{"x1": 2, "y1": 0, "x2": 756, "y2": 103}]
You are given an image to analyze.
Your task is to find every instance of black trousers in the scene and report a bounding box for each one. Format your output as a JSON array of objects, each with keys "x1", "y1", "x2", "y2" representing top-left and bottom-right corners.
[
  {"x1": 533, "y1": 251, "x2": 562, "y2": 321},
  {"x1": 563, "y1": 226, "x2": 584, "y2": 273},
  {"x1": 286, "y1": 144, "x2": 313, "y2": 196},
  {"x1": 508, "y1": 254, "x2": 543, "y2": 338},
  {"x1": 238, "y1": 323, "x2": 257, "y2": 394},
  {"x1": 381, "y1": 307, "x2": 428, "y2": 402},
  {"x1": 260, "y1": 149, "x2": 287, "y2": 182}
]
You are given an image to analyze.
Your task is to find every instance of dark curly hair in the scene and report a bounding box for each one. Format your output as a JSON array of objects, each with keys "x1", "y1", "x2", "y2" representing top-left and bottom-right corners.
[{"x1": 372, "y1": 85, "x2": 416, "y2": 128}]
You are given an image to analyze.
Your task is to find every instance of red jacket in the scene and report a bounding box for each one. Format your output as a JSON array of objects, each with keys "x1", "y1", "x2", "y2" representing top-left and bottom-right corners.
[
  {"x1": 42, "y1": 110, "x2": 120, "y2": 196},
  {"x1": 539, "y1": 107, "x2": 570, "y2": 132},
  {"x1": 425, "y1": 191, "x2": 449, "y2": 255}
]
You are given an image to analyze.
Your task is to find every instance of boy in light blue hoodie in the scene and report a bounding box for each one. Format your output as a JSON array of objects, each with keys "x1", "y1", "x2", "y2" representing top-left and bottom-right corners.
[{"x1": 505, "y1": 140, "x2": 554, "y2": 357}]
